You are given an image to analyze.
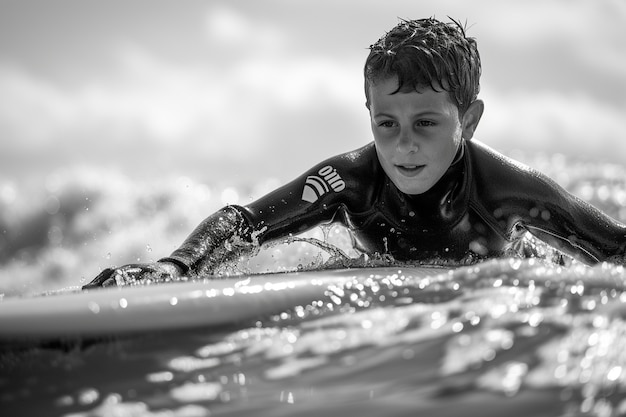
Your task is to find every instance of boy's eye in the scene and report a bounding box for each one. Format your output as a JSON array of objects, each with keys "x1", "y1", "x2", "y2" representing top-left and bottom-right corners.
[
  {"x1": 378, "y1": 120, "x2": 397, "y2": 128},
  {"x1": 416, "y1": 120, "x2": 436, "y2": 127}
]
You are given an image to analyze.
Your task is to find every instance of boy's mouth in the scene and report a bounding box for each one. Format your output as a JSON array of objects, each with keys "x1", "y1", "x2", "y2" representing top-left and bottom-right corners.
[{"x1": 395, "y1": 164, "x2": 425, "y2": 177}]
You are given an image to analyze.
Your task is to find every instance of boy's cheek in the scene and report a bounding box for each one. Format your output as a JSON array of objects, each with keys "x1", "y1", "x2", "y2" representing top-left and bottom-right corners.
[{"x1": 371, "y1": 129, "x2": 393, "y2": 144}]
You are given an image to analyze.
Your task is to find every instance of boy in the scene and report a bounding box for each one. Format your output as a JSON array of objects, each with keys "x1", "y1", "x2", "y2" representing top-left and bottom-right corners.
[{"x1": 84, "y1": 17, "x2": 626, "y2": 288}]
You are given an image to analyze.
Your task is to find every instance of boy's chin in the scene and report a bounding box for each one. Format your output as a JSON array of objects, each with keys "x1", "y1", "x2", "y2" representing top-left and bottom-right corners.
[{"x1": 392, "y1": 180, "x2": 432, "y2": 195}]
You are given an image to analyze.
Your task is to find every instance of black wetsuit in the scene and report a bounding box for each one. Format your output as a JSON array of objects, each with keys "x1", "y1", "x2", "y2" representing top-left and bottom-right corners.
[{"x1": 164, "y1": 140, "x2": 626, "y2": 274}]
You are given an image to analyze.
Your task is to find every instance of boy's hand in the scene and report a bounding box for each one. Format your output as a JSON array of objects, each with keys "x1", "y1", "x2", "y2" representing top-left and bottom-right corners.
[{"x1": 82, "y1": 261, "x2": 183, "y2": 289}]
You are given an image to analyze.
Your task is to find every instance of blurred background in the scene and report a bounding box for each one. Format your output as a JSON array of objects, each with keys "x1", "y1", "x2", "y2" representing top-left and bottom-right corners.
[{"x1": 1, "y1": 0, "x2": 625, "y2": 294}]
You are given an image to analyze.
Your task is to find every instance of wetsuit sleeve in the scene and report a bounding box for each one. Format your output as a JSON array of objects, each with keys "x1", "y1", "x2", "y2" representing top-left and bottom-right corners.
[
  {"x1": 159, "y1": 206, "x2": 253, "y2": 276},
  {"x1": 239, "y1": 144, "x2": 378, "y2": 244},
  {"x1": 161, "y1": 144, "x2": 378, "y2": 275},
  {"x1": 469, "y1": 141, "x2": 626, "y2": 264}
]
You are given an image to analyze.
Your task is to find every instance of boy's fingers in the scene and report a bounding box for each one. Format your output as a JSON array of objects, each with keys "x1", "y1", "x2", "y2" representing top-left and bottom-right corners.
[{"x1": 82, "y1": 263, "x2": 173, "y2": 290}]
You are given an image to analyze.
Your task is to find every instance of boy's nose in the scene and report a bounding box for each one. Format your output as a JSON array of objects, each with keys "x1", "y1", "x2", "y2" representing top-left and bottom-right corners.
[{"x1": 397, "y1": 130, "x2": 419, "y2": 153}]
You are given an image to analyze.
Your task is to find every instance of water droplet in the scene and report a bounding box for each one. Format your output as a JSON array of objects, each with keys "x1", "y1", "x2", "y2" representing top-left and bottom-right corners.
[
  {"x1": 607, "y1": 366, "x2": 622, "y2": 382},
  {"x1": 146, "y1": 371, "x2": 174, "y2": 383},
  {"x1": 45, "y1": 195, "x2": 60, "y2": 215},
  {"x1": 170, "y1": 381, "x2": 222, "y2": 402},
  {"x1": 88, "y1": 302, "x2": 100, "y2": 314},
  {"x1": 55, "y1": 395, "x2": 74, "y2": 407},
  {"x1": 77, "y1": 388, "x2": 99, "y2": 405}
]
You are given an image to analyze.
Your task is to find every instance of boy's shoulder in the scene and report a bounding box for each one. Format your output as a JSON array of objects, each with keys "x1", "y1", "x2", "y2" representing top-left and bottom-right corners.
[
  {"x1": 467, "y1": 140, "x2": 557, "y2": 186},
  {"x1": 298, "y1": 142, "x2": 382, "y2": 205},
  {"x1": 331, "y1": 142, "x2": 378, "y2": 168},
  {"x1": 466, "y1": 139, "x2": 567, "y2": 210},
  {"x1": 309, "y1": 142, "x2": 381, "y2": 182}
]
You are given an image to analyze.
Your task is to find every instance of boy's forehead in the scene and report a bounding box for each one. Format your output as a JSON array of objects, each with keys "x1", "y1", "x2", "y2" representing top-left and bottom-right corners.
[
  {"x1": 369, "y1": 76, "x2": 450, "y2": 95},
  {"x1": 368, "y1": 77, "x2": 455, "y2": 110}
]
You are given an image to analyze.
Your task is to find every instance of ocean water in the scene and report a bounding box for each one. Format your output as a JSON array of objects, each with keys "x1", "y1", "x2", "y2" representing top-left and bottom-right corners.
[{"x1": 2, "y1": 153, "x2": 626, "y2": 416}]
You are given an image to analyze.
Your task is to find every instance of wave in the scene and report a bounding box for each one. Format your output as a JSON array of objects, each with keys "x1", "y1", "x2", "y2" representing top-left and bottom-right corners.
[{"x1": 1, "y1": 153, "x2": 626, "y2": 296}]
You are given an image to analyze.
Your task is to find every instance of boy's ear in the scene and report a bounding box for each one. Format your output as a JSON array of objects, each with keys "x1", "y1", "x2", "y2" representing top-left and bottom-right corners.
[{"x1": 461, "y1": 99, "x2": 484, "y2": 140}]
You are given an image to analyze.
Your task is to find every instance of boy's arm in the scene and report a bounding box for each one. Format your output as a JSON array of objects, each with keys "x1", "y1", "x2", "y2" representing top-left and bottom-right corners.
[
  {"x1": 470, "y1": 140, "x2": 626, "y2": 264},
  {"x1": 83, "y1": 144, "x2": 375, "y2": 287},
  {"x1": 159, "y1": 205, "x2": 253, "y2": 276},
  {"x1": 504, "y1": 183, "x2": 626, "y2": 264},
  {"x1": 165, "y1": 144, "x2": 376, "y2": 275},
  {"x1": 82, "y1": 206, "x2": 247, "y2": 288}
]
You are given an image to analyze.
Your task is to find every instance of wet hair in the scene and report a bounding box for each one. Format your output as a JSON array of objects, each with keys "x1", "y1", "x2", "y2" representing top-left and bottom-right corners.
[{"x1": 364, "y1": 17, "x2": 481, "y2": 116}]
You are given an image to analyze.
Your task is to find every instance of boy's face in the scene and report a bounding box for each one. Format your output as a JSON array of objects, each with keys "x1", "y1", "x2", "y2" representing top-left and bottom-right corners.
[{"x1": 368, "y1": 77, "x2": 465, "y2": 195}]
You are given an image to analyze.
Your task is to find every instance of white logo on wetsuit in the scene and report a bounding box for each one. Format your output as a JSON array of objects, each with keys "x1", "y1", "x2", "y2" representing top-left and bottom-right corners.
[{"x1": 301, "y1": 165, "x2": 345, "y2": 203}]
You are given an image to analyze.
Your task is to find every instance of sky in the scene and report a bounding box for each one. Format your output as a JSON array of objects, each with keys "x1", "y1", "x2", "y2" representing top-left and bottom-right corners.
[{"x1": 1, "y1": 0, "x2": 625, "y2": 187}]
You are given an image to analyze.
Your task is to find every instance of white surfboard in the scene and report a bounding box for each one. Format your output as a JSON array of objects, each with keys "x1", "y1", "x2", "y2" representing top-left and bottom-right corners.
[{"x1": 0, "y1": 266, "x2": 450, "y2": 340}]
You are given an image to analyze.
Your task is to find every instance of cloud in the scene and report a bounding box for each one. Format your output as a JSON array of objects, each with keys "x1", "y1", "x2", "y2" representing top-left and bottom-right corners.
[
  {"x1": 0, "y1": 31, "x2": 365, "y2": 181},
  {"x1": 205, "y1": 5, "x2": 285, "y2": 51},
  {"x1": 0, "y1": 67, "x2": 74, "y2": 148},
  {"x1": 479, "y1": 87, "x2": 626, "y2": 162},
  {"x1": 2, "y1": 1, "x2": 624, "y2": 184},
  {"x1": 474, "y1": 0, "x2": 624, "y2": 45}
]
